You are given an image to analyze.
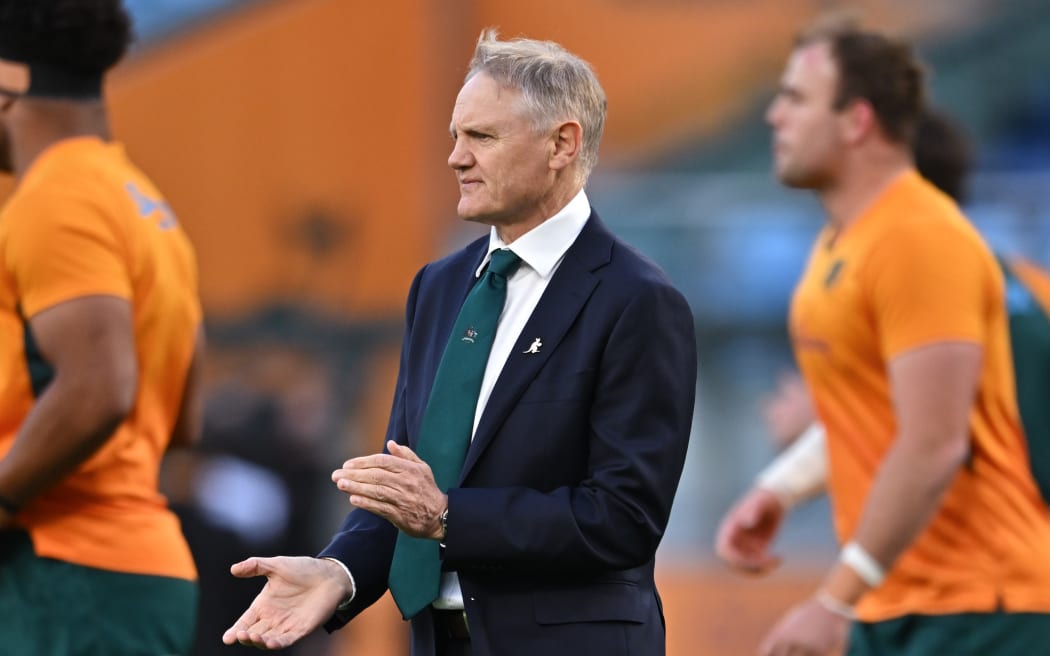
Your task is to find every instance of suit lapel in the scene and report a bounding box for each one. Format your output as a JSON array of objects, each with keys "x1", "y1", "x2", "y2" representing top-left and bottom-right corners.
[{"x1": 458, "y1": 213, "x2": 613, "y2": 480}]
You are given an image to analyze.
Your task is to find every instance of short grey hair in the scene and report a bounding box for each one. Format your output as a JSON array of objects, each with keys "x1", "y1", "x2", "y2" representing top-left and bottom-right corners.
[{"x1": 466, "y1": 28, "x2": 607, "y2": 181}]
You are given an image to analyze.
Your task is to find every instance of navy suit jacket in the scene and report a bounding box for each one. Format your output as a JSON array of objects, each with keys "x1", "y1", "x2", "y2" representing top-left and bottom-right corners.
[{"x1": 320, "y1": 211, "x2": 696, "y2": 656}]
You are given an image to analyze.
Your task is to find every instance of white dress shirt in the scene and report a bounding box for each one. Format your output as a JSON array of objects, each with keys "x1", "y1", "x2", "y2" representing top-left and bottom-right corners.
[{"x1": 433, "y1": 188, "x2": 591, "y2": 609}]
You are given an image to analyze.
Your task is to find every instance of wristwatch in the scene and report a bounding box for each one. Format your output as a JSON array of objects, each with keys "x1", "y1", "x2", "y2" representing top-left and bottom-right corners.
[{"x1": 439, "y1": 507, "x2": 449, "y2": 545}]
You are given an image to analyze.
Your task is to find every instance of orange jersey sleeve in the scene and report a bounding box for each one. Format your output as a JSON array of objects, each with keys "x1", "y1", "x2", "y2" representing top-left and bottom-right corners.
[
  {"x1": 864, "y1": 194, "x2": 992, "y2": 359},
  {"x1": 3, "y1": 190, "x2": 131, "y2": 318}
]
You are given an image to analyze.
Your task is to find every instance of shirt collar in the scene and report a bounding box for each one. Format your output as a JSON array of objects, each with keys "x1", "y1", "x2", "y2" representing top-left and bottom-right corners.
[{"x1": 475, "y1": 189, "x2": 591, "y2": 279}]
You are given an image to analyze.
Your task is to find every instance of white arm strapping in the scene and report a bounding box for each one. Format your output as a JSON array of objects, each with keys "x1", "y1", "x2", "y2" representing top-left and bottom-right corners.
[
  {"x1": 755, "y1": 421, "x2": 828, "y2": 509},
  {"x1": 841, "y1": 541, "x2": 887, "y2": 587}
]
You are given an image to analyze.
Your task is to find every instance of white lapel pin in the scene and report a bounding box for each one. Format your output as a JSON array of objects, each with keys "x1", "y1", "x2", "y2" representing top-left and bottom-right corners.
[{"x1": 522, "y1": 338, "x2": 542, "y2": 354}]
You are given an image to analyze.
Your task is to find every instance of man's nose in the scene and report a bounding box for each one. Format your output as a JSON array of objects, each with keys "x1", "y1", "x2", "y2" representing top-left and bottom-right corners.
[
  {"x1": 765, "y1": 98, "x2": 783, "y2": 127},
  {"x1": 448, "y1": 139, "x2": 472, "y2": 169}
]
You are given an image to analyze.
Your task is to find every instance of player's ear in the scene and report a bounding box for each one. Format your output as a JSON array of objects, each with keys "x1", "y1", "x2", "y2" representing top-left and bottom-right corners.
[{"x1": 841, "y1": 99, "x2": 877, "y2": 145}]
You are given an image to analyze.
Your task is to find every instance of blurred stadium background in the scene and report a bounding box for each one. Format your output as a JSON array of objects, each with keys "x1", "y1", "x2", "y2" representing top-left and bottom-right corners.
[{"x1": 16, "y1": 0, "x2": 1047, "y2": 653}]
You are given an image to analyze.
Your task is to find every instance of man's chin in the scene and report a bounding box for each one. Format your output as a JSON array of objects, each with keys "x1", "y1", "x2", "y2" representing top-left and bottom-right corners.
[
  {"x1": 456, "y1": 203, "x2": 487, "y2": 224},
  {"x1": 774, "y1": 168, "x2": 813, "y2": 190}
]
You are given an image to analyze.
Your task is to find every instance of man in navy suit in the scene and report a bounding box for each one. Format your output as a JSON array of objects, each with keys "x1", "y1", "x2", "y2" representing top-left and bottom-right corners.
[{"x1": 223, "y1": 29, "x2": 697, "y2": 656}]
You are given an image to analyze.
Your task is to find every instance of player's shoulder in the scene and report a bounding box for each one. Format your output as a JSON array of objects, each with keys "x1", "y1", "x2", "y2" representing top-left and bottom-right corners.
[{"x1": 874, "y1": 180, "x2": 986, "y2": 259}]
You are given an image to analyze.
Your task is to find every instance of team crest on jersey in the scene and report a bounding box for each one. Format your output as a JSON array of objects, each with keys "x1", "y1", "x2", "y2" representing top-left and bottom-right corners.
[{"x1": 824, "y1": 259, "x2": 846, "y2": 289}]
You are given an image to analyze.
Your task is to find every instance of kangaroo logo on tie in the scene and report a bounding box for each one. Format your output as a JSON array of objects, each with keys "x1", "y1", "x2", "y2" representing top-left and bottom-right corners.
[
  {"x1": 462, "y1": 327, "x2": 478, "y2": 343},
  {"x1": 523, "y1": 338, "x2": 542, "y2": 354}
]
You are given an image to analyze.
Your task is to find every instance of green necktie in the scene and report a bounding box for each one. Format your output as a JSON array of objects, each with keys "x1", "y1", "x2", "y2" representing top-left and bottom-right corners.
[{"x1": 387, "y1": 248, "x2": 523, "y2": 619}]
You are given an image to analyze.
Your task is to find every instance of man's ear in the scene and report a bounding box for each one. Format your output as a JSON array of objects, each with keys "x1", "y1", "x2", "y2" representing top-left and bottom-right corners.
[
  {"x1": 841, "y1": 99, "x2": 877, "y2": 145},
  {"x1": 549, "y1": 120, "x2": 582, "y2": 171}
]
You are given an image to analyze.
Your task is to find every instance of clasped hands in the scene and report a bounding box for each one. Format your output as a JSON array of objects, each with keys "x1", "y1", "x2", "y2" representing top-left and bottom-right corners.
[{"x1": 333, "y1": 440, "x2": 447, "y2": 541}]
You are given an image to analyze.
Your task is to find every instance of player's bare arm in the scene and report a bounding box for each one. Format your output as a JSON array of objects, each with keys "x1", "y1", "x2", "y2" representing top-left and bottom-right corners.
[{"x1": 0, "y1": 295, "x2": 136, "y2": 508}]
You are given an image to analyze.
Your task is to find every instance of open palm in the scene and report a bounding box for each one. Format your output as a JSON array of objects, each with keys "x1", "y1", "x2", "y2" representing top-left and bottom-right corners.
[{"x1": 222, "y1": 556, "x2": 349, "y2": 650}]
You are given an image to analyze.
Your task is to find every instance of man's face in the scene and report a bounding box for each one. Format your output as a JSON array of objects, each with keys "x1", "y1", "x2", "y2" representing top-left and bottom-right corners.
[
  {"x1": 765, "y1": 41, "x2": 846, "y2": 190},
  {"x1": 447, "y1": 72, "x2": 555, "y2": 230}
]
